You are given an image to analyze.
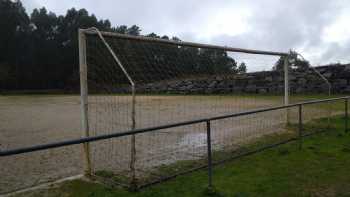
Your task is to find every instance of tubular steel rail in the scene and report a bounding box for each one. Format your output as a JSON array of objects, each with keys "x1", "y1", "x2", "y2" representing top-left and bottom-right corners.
[
  {"x1": 1, "y1": 96, "x2": 349, "y2": 190},
  {"x1": 82, "y1": 28, "x2": 289, "y2": 57}
]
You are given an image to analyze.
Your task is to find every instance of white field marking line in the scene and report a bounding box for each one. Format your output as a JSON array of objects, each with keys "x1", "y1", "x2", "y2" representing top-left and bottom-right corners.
[{"x1": 1, "y1": 174, "x2": 84, "y2": 197}]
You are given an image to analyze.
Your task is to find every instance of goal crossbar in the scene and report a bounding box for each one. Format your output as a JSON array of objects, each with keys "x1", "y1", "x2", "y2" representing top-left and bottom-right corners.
[{"x1": 81, "y1": 28, "x2": 289, "y2": 57}]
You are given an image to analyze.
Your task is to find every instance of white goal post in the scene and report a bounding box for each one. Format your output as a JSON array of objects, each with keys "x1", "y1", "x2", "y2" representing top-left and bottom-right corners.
[{"x1": 78, "y1": 27, "x2": 292, "y2": 183}]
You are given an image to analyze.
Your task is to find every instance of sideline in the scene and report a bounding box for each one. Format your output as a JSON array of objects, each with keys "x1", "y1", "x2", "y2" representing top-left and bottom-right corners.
[{"x1": 1, "y1": 174, "x2": 84, "y2": 197}]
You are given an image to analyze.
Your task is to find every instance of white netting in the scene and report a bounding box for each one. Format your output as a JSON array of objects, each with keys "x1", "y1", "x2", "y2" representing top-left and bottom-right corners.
[
  {"x1": 83, "y1": 29, "x2": 337, "y2": 187},
  {"x1": 84, "y1": 30, "x2": 289, "y2": 186}
]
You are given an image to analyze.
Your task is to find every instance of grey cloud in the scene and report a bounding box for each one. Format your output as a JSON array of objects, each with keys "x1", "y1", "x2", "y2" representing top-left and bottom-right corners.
[
  {"x1": 213, "y1": 1, "x2": 339, "y2": 49},
  {"x1": 208, "y1": 0, "x2": 350, "y2": 67},
  {"x1": 22, "y1": 0, "x2": 350, "y2": 66},
  {"x1": 319, "y1": 41, "x2": 350, "y2": 64}
]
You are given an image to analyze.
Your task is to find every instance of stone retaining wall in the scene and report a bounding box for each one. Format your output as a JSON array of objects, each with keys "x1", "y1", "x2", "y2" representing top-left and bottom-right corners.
[{"x1": 136, "y1": 64, "x2": 350, "y2": 94}]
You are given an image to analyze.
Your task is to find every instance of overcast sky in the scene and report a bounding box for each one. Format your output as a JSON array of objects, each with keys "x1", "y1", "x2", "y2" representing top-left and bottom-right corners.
[{"x1": 22, "y1": 0, "x2": 350, "y2": 70}]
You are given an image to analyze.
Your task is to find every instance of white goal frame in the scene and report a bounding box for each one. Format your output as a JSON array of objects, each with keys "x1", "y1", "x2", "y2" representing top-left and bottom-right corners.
[{"x1": 78, "y1": 27, "x2": 291, "y2": 179}]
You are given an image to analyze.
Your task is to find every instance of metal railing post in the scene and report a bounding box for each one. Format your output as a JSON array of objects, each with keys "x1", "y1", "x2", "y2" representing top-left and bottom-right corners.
[
  {"x1": 298, "y1": 105, "x2": 303, "y2": 150},
  {"x1": 206, "y1": 120, "x2": 213, "y2": 189},
  {"x1": 284, "y1": 54, "x2": 290, "y2": 125},
  {"x1": 345, "y1": 99, "x2": 348, "y2": 133},
  {"x1": 327, "y1": 89, "x2": 331, "y2": 128},
  {"x1": 130, "y1": 85, "x2": 137, "y2": 189}
]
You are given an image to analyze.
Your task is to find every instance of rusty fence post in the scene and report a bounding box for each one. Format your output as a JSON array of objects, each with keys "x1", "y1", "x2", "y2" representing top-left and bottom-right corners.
[
  {"x1": 206, "y1": 120, "x2": 213, "y2": 189},
  {"x1": 345, "y1": 99, "x2": 348, "y2": 133},
  {"x1": 298, "y1": 105, "x2": 303, "y2": 150}
]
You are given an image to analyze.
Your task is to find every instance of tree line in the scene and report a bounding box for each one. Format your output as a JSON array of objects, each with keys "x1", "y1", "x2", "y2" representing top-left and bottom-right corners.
[{"x1": 0, "y1": 0, "x2": 246, "y2": 92}]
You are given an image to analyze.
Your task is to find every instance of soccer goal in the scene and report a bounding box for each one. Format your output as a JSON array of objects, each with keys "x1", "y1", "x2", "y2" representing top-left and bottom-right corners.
[{"x1": 78, "y1": 27, "x2": 332, "y2": 188}]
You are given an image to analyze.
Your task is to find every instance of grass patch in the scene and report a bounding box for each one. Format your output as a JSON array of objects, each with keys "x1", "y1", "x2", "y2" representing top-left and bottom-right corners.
[
  {"x1": 16, "y1": 116, "x2": 350, "y2": 197},
  {"x1": 93, "y1": 131, "x2": 296, "y2": 188},
  {"x1": 290, "y1": 94, "x2": 347, "y2": 111}
]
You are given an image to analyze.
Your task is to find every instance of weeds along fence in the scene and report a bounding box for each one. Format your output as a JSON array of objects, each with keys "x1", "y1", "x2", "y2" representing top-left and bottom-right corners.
[{"x1": 0, "y1": 96, "x2": 349, "y2": 192}]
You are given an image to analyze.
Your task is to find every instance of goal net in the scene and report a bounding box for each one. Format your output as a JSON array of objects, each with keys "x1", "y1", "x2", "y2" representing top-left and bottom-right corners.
[{"x1": 79, "y1": 28, "x2": 332, "y2": 188}]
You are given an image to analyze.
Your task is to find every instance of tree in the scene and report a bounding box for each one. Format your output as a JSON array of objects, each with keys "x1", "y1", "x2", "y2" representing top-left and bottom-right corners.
[
  {"x1": 198, "y1": 48, "x2": 237, "y2": 74},
  {"x1": 0, "y1": 0, "x2": 244, "y2": 91},
  {"x1": 172, "y1": 36, "x2": 181, "y2": 42},
  {"x1": 161, "y1": 35, "x2": 169, "y2": 40},
  {"x1": 273, "y1": 57, "x2": 285, "y2": 71},
  {"x1": 0, "y1": 0, "x2": 29, "y2": 61},
  {"x1": 146, "y1": 32, "x2": 160, "y2": 38},
  {"x1": 238, "y1": 62, "x2": 247, "y2": 74},
  {"x1": 293, "y1": 58, "x2": 310, "y2": 71},
  {"x1": 127, "y1": 25, "x2": 141, "y2": 36},
  {"x1": 113, "y1": 25, "x2": 127, "y2": 34},
  {"x1": 29, "y1": 7, "x2": 61, "y2": 88},
  {"x1": 0, "y1": 0, "x2": 30, "y2": 89},
  {"x1": 273, "y1": 51, "x2": 310, "y2": 71}
]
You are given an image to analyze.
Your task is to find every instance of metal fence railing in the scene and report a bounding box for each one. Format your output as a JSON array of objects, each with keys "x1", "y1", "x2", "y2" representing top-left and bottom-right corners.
[{"x1": 1, "y1": 96, "x2": 349, "y2": 191}]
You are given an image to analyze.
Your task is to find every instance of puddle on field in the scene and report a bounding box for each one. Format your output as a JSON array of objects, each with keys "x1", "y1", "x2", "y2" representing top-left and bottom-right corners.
[{"x1": 178, "y1": 132, "x2": 207, "y2": 148}]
